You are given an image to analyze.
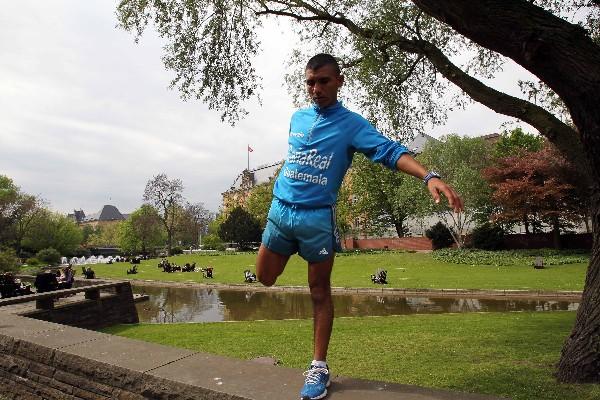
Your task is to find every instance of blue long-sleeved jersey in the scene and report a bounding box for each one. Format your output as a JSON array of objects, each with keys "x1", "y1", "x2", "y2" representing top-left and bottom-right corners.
[{"x1": 273, "y1": 101, "x2": 409, "y2": 207}]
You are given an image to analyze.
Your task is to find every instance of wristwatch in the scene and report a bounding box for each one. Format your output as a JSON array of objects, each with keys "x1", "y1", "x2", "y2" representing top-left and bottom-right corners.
[{"x1": 423, "y1": 171, "x2": 441, "y2": 185}]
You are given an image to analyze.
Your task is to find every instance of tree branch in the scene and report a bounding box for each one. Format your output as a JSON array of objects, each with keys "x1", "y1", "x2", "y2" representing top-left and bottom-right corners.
[
  {"x1": 412, "y1": 0, "x2": 598, "y2": 176},
  {"x1": 417, "y1": 40, "x2": 587, "y2": 172},
  {"x1": 256, "y1": 0, "x2": 587, "y2": 172}
]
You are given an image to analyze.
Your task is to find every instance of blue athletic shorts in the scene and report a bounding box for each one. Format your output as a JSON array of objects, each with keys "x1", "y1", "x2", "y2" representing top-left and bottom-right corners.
[{"x1": 262, "y1": 198, "x2": 342, "y2": 263}]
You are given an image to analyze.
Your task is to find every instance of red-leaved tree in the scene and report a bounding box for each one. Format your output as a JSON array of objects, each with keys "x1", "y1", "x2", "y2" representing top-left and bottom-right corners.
[{"x1": 483, "y1": 144, "x2": 590, "y2": 247}]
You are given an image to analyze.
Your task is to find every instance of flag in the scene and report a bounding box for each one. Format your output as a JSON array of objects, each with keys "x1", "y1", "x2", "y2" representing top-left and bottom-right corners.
[{"x1": 248, "y1": 145, "x2": 254, "y2": 152}]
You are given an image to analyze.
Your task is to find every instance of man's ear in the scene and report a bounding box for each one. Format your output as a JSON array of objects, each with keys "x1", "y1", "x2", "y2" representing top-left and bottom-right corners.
[{"x1": 337, "y1": 74, "x2": 344, "y2": 87}]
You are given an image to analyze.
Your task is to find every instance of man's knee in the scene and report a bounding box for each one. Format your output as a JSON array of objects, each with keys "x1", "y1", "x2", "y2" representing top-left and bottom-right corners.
[
  {"x1": 309, "y1": 283, "x2": 331, "y2": 304},
  {"x1": 257, "y1": 270, "x2": 277, "y2": 287},
  {"x1": 255, "y1": 245, "x2": 288, "y2": 287}
]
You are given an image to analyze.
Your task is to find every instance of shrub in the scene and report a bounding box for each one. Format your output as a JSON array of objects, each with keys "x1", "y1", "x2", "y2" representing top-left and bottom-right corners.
[
  {"x1": 425, "y1": 222, "x2": 454, "y2": 250},
  {"x1": 0, "y1": 248, "x2": 20, "y2": 273},
  {"x1": 202, "y1": 234, "x2": 225, "y2": 251},
  {"x1": 25, "y1": 257, "x2": 41, "y2": 266},
  {"x1": 432, "y1": 248, "x2": 589, "y2": 266},
  {"x1": 36, "y1": 247, "x2": 61, "y2": 265},
  {"x1": 471, "y1": 223, "x2": 505, "y2": 250},
  {"x1": 170, "y1": 246, "x2": 184, "y2": 255}
]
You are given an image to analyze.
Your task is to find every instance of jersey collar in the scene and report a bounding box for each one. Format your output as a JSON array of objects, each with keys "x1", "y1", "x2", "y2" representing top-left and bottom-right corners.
[{"x1": 313, "y1": 100, "x2": 343, "y2": 114}]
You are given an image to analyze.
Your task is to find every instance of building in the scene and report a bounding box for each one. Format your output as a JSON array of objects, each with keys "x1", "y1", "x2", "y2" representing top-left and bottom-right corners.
[
  {"x1": 67, "y1": 209, "x2": 86, "y2": 224},
  {"x1": 69, "y1": 205, "x2": 128, "y2": 229},
  {"x1": 221, "y1": 162, "x2": 282, "y2": 213},
  {"x1": 406, "y1": 132, "x2": 440, "y2": 154}
]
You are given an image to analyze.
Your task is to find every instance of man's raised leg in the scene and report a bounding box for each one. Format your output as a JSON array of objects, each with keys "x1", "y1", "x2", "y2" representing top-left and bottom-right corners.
[{"x1": 256, "y1": 244, "x2": 290, "y2": 287}]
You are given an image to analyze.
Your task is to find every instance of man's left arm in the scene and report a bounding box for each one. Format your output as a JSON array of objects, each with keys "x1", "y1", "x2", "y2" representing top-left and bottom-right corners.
[{"x1": 395, "y1": 153, "x2": 464, "y2": 213}]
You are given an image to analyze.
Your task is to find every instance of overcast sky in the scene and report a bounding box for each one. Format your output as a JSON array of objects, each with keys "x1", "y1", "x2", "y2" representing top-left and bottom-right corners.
[{"x1": 0, "y1": 1, "x2": 535, "y2": 216}]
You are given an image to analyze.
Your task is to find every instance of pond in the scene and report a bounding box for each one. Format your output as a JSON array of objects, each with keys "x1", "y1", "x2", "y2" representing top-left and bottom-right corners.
[{"x1": 132, "y1": 285, "x2": 579, "y2": 324}]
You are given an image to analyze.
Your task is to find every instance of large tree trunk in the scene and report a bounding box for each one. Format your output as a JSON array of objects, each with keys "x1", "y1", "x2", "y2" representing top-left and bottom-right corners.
[
  {"x1": 556, "y1": 195, "x2": 600, "y2": 382},
  {"x1": 412, "y1": 0, "x2": 600, "y2": 383}
]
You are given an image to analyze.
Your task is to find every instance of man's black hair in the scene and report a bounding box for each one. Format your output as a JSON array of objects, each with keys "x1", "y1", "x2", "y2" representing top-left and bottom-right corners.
[{"x1": 306, "y1": 53, "x2": 341, "y2": 75}]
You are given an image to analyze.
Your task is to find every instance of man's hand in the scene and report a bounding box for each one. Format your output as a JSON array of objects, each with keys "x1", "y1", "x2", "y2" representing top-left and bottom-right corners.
[{"x1": 427, "y1": 178, "x2": 464, "y2": 213}]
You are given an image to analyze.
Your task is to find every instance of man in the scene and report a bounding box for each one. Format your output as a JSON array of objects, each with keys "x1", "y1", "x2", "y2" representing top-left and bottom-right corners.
[{"x1": 256, "y1": 53, "x2": 463, "y2": 400}]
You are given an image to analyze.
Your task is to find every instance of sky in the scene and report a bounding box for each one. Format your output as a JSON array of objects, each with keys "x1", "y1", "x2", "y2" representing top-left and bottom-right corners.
[{"x1": 0, "y1": 1, "x2": 535, "y2": 216}]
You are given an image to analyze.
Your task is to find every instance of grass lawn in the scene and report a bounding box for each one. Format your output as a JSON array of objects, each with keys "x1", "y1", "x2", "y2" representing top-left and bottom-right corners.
[
  {"x1": 86, "y1": 251, "x2": 588, "y2": 291},
  {"x1": 103, "y1": 311, "x2": 600, "y2": 400}
]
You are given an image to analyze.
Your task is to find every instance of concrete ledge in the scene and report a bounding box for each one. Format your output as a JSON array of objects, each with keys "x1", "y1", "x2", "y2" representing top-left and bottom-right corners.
[{"x1": 0, "y1": 314, "x2": 506, "y2": 400}]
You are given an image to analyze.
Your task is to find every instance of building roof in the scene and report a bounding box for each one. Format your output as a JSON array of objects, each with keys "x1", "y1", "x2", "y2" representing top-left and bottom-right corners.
[
  {"x1": 405, "y1": 133, "x2": 440, "y2": 155},
  {"x1": 480, "y1": 132, "x2": 501, "y2": 143},
  {"x1": 67, "y1": 209, "x2": 86, "y2": 224},
  {"x1": 83, "y1": 205, "x2": 125, "y2": 222}
]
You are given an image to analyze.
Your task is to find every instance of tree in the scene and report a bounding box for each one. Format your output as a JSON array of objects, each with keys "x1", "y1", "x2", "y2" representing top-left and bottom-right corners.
[
  {"x1": 416, "y1": 135, "x2": 494, "y2": 247},
  {"x1": 348, "y1": 153, "x2": 410, "y2": 237},
  {"x1": 85, "y1": 223, "x2": 123, "y2": 248},
  {"x1": 218, "y1": 206, "x2": 262, "y2": 249},
  {"x1": 335, "y1": 176, "x2": 355, "y2": 241},
  {"x1": 176, "y1": 202, "x2": 212, "y2": 247},
  {"x1": 483, "y1": 144, "x2": 589, "y2": 247},
  {"x1": 11, "y1": 193, "x2": 44, "y2": 255},
  {"x1": 0, "y1": 175, "x2": 43, "y2": 252},
  {"x1": 494, "y1": 127, "x2": 545, "y2": 159},
  {"x1": 246, "y1": 183, "x2": 275, "y2": 229},
  {"x1": 80, "y1": 225, "x2": 97, "y2": 245},
  {"x1": 246, "y1": 165, "x2": 280, "y2": 228},
  {"x1": 119, "y1": 205, "x2": 165, "y2": 254},
  {"x1": 0, "y1": 175, "x2": 19, "y2": 234},
  {"x1": 117, "y1": 0, "x2": 600, "y2": 382},
  {"x1": 0, "y1": 248, "x2": 19, "y2": 273},
  {"x1": 22, "y1": 210, "x2": 83, "y2": 256},
  {"x1": 143, "y1": 173, "x2": 184, "y2": 255}
]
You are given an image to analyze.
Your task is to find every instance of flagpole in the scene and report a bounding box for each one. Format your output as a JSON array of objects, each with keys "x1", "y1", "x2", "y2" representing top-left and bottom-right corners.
[{"x1": 247, "y1": 145, "x2": 250, "y2": 171}]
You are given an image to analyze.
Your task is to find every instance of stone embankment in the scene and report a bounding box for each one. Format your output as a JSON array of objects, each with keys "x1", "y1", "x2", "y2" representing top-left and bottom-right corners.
[
  {"x1": 0, "y1": 280, "x2": 508, "y2": 400},
  {"x1": 129, "y1": 278, "x2": 583, "y2": 301}
]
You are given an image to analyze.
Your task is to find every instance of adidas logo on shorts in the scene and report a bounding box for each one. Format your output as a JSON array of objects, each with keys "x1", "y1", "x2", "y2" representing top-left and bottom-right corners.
[{"x1": 319, "y1": 248, "x2": 329, "y2": 255}]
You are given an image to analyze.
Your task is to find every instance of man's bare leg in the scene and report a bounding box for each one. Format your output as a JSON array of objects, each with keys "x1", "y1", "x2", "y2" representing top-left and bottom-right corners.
[
  {"x1": 256, "y1": 245, "x2": 290, "y2": 287},
  {"x1": 308, "y1": 255, "x2": 335, "y2": 361}
]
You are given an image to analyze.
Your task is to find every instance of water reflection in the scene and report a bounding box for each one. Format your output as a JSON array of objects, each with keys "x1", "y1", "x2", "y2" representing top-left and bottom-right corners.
[{"x1": 132, "y1": 285, "x2": 579, "y2": 324}]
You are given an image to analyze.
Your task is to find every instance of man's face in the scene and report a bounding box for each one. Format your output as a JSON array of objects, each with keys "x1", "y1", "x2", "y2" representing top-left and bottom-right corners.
[{"x1": 305, "y1": 64, "x2": 344, "y2": 108}]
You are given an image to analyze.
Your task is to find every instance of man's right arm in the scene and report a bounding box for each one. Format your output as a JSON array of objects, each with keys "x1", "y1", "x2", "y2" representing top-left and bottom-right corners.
[{"x1": 395, "y1": 153, "x2": 463, "y2": 213}]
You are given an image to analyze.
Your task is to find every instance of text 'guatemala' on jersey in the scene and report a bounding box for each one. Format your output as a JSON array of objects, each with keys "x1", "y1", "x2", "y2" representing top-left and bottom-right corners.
[{"x1": 273, "y1": 101, "x2": 409, "y2": 207}]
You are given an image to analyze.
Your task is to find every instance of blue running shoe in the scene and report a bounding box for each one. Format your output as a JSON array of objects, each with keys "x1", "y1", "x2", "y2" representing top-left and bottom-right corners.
[{"x1": 300, "y1": 365, "x2": 330, "y2": 400}]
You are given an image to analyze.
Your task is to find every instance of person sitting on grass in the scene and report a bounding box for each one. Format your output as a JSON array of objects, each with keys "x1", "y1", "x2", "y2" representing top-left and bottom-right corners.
[
  {"x1": 244, "y1": 269, "x2": 257, "y2": 283},
  {"x1": 58, "y1": 264, "x2": 75, "y2": 289},
  {"x1": 255, "y1": 53, "x2": 463, "y2": 400}
]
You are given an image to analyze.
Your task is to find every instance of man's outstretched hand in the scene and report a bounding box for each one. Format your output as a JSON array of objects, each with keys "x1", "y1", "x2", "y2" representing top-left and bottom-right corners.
[{"x1": 427, "y1": 179, "x2": 464, "y2": 213}]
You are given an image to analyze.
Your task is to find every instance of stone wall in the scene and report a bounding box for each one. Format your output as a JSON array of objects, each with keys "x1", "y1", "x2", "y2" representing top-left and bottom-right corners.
[
  {"x1": 0, "y1": 314, "x2": 501, "y2": 400},
  {"x1": 0, "y1": 326, "x2": 234, "y2": 400},
  {"x1": 343, "y1": 237, "x2": 433, "y2": 251},
  {"x1": 22, "y1": 284, "x2": 139, "y2": 331}
]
